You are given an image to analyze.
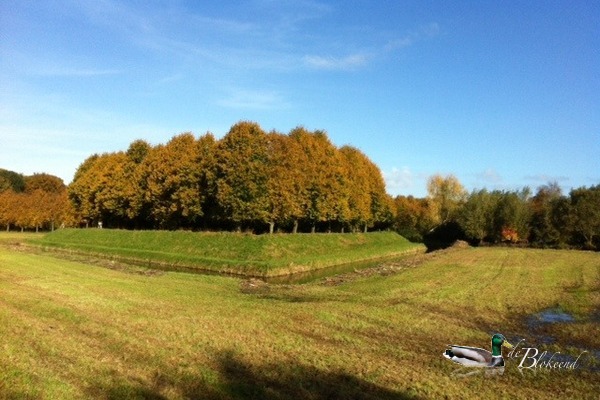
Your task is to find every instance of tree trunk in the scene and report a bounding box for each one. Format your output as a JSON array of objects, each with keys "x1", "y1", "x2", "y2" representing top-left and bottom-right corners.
[
  {"x1": 292, "y1": 220, "x2": 298, "y2": 234},
  {"x1": 311, "y1": 224, "x2": 316, "y2": 234},
  {"x1": 269, "y1": 221, "x2": 275, "y2": 234},
  {"x1": 363, "y1": 223, "x2": 368, "y2": 233}
]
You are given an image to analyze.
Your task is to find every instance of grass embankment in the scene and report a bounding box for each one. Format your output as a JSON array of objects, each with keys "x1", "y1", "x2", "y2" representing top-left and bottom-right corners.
[
  {"x1": 1, "y1": 242, "x2": 598, "y2": 399},
  {"x1": 30, "y1": 229, "x2": 424, "y2": 277}
]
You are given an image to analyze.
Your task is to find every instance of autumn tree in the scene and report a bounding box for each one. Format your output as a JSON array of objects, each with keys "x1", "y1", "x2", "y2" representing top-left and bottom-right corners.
[
  {"x1": 426, "y1": 174, "x2": 467, "y2": 227},
  {"x1": 140, "y1": 133, "x2": 214, "y2": 229},
  {"x1": 364, "y1": 154, "x2": 393, "y2": 231},
  {"x1": 119, "y1": 139, "x2": 152, "y2": 227},
  {"x1": 290, "y1": 127, "x2": 348, "y2": 232},
  {"x1": 340, "y1": 146, "x2": 391, "y2": 232},
  {"x1": 339, "y1": 146, "x2": 371, "y2": 232},
  {"x1": 69, "y1": 154, "x2": 99, "y2": 226},
  {"x1": 11, "y1": 192, "x2": 30, "y2": 231},
  {"x1": 126, "y1": 139, "x2": 151, "y2": 164},
  {"x1": 24, "y1": 173, "x2": 66, "y2": 194},
  {"x1": 264, "y1": 131, "x2": 308, "y2": 233},
  {"x1": 393, "y1": 195, "x2": 439, "y2": 240},
  {"x1": 69, "y1": 152, "x2": 132, "y2": 227},
  {"x1": 213, "y1": 122, "x2": 271, "y2": 231},
  {"x1": 0, "y1": 190, "x2": 19, "y2": 231},
  {"x1": 25, "y1": 190, "x2": 47, "y2": 232}
]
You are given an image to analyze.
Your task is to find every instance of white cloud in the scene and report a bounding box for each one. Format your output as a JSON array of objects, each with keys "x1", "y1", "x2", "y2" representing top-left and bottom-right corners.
[{"x1": 384, "y1": 167, "x2": 414, "y2": 195}]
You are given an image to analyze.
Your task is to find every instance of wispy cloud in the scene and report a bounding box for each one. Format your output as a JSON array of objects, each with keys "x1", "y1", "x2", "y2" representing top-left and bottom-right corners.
[
  {"x1": 384, "y1": 22, "x2": 440, "y2": 53},
  {"x1": 217, "y1": 88, "x2": 288, "y2": 110},
  {"x1": 384, "y1": 37, "x2": 414, "y2": 52},
  {"x1": 303, "y1": 53, "x2": 370, "y2": 70},
  {"x1": 69, "y1": 1, "x2": 439, "y2": 75},
  {"x1": 475, "y1": 168, "x2": 503, "y2": 184},
  {"x1": 30, "y1": 67, "x2": 123, "y2": 77},
  {"x1": 524, "y1": 174, "x2": 570, "y2": 183},
  {"x1": 156, "y1": 73, "x2": 184, "y2": 85},
  {"x1": 307, "y1": 21, "x2": 440, "y2": 71}
]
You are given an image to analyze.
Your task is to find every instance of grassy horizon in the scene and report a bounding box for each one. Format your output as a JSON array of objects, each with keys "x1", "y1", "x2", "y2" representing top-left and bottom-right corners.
[
  {"x1": 28, "y1": 229, "x2": 425, "y2": 277},
  {"x1": 1, "y1": 243, "x2": 599, "y2": 399}
]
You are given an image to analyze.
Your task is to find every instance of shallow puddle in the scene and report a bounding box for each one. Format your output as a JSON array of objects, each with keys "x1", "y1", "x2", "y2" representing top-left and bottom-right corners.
[
  {"x1": 525, "y1": 308, "x2": 575, "y2": 344},
  {"x1": 521, "y1": 307, "x2": 600, "y2": 371},
  {"x1": 532, "y1": 308, "x2": 575, "y2": 323}
]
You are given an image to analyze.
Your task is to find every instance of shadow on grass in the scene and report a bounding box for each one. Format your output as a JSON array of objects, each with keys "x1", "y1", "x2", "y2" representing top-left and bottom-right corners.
[{"x1": 86, "y1": 350, "x2": 419, "y2": 400}]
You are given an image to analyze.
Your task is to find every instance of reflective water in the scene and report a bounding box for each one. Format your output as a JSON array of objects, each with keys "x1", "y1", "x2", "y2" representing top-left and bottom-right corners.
[{"x1": 533, "y1": 308, "x2": 575, "y2": 323}]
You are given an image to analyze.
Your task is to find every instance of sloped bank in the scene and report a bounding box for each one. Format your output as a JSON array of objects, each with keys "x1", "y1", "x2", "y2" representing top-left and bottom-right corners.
[{"x1": 29, "y1": 229, "x2": 425, "y2": 278}]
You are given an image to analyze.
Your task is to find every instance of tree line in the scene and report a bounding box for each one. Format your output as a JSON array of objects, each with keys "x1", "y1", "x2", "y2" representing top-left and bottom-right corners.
[
  {"x1": 394, "y1": 175, "x2": 600, "y2": 251},
  {"x1": 0, "y1": 170, "x2": 74, "y2": 232},
  {"x1": 67, "y1": 121, "x2": 392, "y2": 233},
  {"x1": 1, "y1": 121, "x2": 598, "y2": 250}
]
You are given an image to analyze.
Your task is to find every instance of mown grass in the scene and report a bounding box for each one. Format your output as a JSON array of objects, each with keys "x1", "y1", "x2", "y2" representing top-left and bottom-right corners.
[
  {"x1": 29, "y1": 229, "x2": 424, "y2": 276},
  {"x1": 1, "y1": 242, "x2": 598, "y2": 399},
  {"x1": 0, "y1": 231, "x2": 44, "y2": 244}
]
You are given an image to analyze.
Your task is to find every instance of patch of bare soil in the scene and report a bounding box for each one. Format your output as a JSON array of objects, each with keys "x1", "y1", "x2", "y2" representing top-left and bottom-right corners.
[
  {"x1": 240, "y1": 242, "x2": 471, "y2": 292},
  {"x1": 240, "y1": 278, "x2": 271, "y2": 294},
  {"x1": 451, "y1": 240, "x2": 470, "y2": 249},
  {"x1": 321, "y1": 241, "x2": 470, "y2": 286}
]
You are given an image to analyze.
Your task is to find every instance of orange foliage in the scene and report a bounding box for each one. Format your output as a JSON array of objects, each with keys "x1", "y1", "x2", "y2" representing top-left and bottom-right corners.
[{"x1": 501, "y1": 227, "x2": 519, "y2": 243}]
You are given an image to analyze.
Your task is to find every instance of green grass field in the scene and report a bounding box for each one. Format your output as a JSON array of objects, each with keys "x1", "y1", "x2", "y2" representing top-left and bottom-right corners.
[
  {"x1": 29, "y1": 229, "x2": 424, "y2": 277},
  {"x1": 1, "y1": 235, "x2": 599, "y2": 399}
]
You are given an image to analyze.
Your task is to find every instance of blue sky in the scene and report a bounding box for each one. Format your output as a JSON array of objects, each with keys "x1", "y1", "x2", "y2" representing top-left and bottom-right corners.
[{"x1": 1, "y1": 0, "x2": 599, "y2": 197}]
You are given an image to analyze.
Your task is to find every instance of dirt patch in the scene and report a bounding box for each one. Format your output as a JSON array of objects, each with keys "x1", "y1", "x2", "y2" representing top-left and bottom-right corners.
[
  {"x1": 451, "y1": 240, "x2": 470, "y2": 249},
  {"x1": 321, "y1": 244, "x2": 468, "y2": 286},
  {"x1": 240, "y1": 278, "x2": 271, "y2": 294},
  {"x1": 240, "y1": 246, "x2": 467, "y2": 291},
  {"x1": 77, "y1": 256, "x2": 166, "y2": 276}
]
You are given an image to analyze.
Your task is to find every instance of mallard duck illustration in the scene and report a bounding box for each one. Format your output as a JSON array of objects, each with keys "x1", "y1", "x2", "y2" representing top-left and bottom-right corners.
[{"x1": 443, "y1": 333, "x2": 513, "y2": 367}]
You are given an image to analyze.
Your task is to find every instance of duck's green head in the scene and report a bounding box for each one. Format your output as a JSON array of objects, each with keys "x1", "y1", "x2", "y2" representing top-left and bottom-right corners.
[{"x1": 491, "y1": 333, "x2": 513, "y2": 356}]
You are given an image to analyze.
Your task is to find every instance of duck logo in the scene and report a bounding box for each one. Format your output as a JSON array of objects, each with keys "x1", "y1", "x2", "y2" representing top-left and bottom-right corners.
[{"x1": 443, "y1": 333, "x2": 513, "y2": 368}]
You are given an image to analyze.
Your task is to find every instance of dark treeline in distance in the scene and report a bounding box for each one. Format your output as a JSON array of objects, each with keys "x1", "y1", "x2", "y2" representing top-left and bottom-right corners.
[
  {"x1": 394, "y1": 175, "x2": 600, "y2": 251},
  {"x1": 68, "y1": 121, "x2": 392, "y2": 233}
]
